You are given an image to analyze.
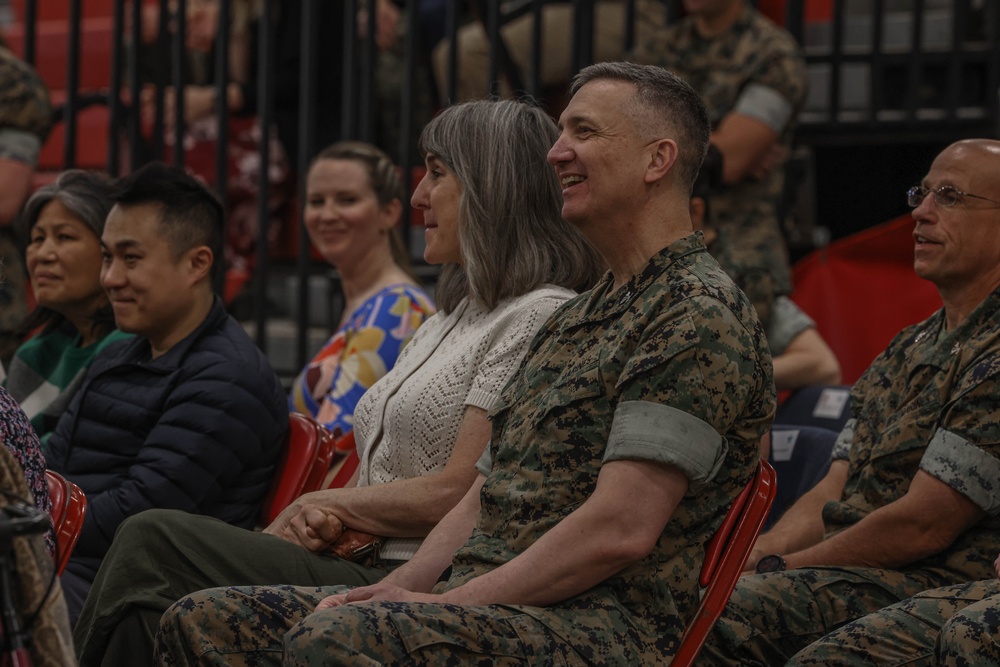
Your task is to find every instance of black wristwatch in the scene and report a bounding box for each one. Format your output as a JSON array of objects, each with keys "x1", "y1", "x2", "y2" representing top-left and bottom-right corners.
[{"x1": 755, "y1": 554, "x2": 787, "y2": 574}]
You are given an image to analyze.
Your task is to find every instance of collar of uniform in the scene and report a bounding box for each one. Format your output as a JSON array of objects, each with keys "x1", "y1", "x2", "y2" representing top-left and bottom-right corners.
[
  {"x1": 917, "y1": 283, "x2": 1000, "y2": 368},
  {"x1": 564, "y1": 232, "x2": 709, "y2": 326}
]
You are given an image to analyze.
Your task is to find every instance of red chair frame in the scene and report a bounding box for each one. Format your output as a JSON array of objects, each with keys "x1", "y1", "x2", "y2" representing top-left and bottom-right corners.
[
  {"x1": 45, "y1": 469, "x2": 87, "y2": 575},
  {"x1": 258, "y1": 413, "x2": 338, "y2": 526},
  {"x1": 672, "y1": 460, "x2": 777, "y2": 667},
  {"x1": 326, "y1": 431, "x2": 359, "y2": 490}
]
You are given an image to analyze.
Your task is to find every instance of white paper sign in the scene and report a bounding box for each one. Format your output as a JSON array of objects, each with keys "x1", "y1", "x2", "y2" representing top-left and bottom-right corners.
[
  {"x1": 771, "y1": 429, "x2": 800, "y2": 462},
  {"x1": 812, "y1": 388, "x2": 850, "y2": 420}
]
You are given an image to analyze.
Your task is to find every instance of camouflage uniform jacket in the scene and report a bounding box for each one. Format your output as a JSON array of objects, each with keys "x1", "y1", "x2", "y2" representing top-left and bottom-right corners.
[
  {"x1": 0, "y1": 45, "x2": 53, "y2": 165},
  {"x1": 633, "y1": 5, "x2": 807, "y2": 298},
  {"x1": 446, "y1": 233, "x2": 776, "y2": 663},
  {"x1": 827, "y1": 285, "x2": 1000, "y2": 583},
  {"x1": 0, "y1": 46, "x2": 53, "y2": 344}
]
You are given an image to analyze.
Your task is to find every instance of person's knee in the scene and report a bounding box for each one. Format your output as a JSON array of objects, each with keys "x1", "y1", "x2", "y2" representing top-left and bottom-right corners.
[{"x1": 938, "y1": 605, "x2": 1000, "y2": 665}]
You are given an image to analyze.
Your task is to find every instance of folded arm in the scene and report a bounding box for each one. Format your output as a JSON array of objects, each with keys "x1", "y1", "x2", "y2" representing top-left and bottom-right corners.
[
  {"x1": 784, "y1": 470, "x2": 985, "y2": 570},
  {"x1": 327, "y1": 459, "x2": 689, "y2": 610},
  {"x1": 747, "y1": 459, "x2": 848, "y2": 569},
  {"x1": 265, "y1": 405, "x2": 490, "y2": 549},
  {"x1": 437, "y1": 459, "x2": 688, "y2": 607}
]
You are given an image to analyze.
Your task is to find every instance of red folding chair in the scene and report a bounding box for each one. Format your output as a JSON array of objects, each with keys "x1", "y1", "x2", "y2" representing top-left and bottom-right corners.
[
  {"x1": 45, "y1": 469, "x2": 87, "y2": 576},
  {"x1": 258, "y1": 413, "x2": 338, "y2": 526},
  {"x1": 671, "y1": 460, "x2": 777, "y2": 667},
  {"x1": 326, "y1": 432, "x2": 359, "y2": 490}
]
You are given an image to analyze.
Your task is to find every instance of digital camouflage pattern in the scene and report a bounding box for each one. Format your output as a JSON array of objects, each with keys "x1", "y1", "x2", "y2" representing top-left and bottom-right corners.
[
  {"x1": 632, "y1": 5, "x2": 807, "y2": 326},
  {"x1": 827, "y1": 287, "x2": 1000, "y2": 580},
  {"x1": 698, "y1": 287, "x2": 1000, "y2": 666},
  {"x1": 937, "y1": 583, "x2": 1000, "y2": 667},
  {"x1": 442, "y1": 232, "x2": 774, "y2": 664},
  {"x1": 154, "y1": 233, "x2": 775, "y2": 665},
  {"x1": 788, "y1": 579, "x2": 1000, "y2": 666},
  {"x1": 157, "y1": 583, "x2": 584, "y2": 666},
  {"x1": 0, "y1": 46, "x2": 53, "y2": 146},
  {"x1": 699, "y1": 565, "x2": 960, "y2": 666},
  {"x1": 0, "y1": 45, "x2": 53, "y2": 362}
]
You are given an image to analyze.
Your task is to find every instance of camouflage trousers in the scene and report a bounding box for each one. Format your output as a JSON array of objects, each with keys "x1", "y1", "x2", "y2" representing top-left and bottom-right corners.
[
  {"x1": 787, "y1": 579, "x2": 1000, "y2": 667},
  {"x1": 695, "y1": 566, "x2": 955, "y2": 667},
  {"x1": 154, "y1": 584, "x2": 588, "y2": 666}
]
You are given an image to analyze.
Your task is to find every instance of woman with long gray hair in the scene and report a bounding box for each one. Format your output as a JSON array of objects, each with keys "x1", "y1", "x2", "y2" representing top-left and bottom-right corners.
[
  {"x1": 75, "y1": 98, "x2": 603, "y2": 666},
  {"x1": 4, "y1": 170, "x2": 131, "y2": 445}
]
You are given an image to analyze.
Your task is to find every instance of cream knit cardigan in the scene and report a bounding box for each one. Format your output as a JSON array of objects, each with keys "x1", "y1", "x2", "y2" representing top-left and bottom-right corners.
[{"x1": 353, "y1": 285, "x2": 574, "y2": 561}]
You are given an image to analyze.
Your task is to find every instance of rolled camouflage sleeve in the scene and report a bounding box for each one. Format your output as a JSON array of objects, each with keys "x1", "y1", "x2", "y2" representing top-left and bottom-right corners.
[
  {"x1": 0, "y1": 128, "x2": 42, "y2": 166},
  {"x1": 607, "y1": 296, "x2": 772, "y2": 489},
  {"x1": 475, "y1": 444, "x2": 492, "y2": 477},
  {"x1": 604, "y1": 401, "x2": 728, "y2": 492},
  {"x1": 921, "y1": 429, "x2": 1000, "y2": 515},
  {"x1": 0, "y1": 46, "x2": 54, "y2": 145},
  {"x1": 733, "y1": 83, "x2": 795, "y2": 134},
  {"x1": 743, "y1": 36, "x2": 808, "y2": 127},
  {"x1": 830, "y1": 418, "x2": 856, "y2": 461}
]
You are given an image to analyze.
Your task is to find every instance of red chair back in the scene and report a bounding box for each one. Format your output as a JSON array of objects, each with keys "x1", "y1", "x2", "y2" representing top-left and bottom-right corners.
[
  {"x1": 258, "y1": 413, "x2": 338, "y2": 526},
  {"x1": 325, "y1": 432, "x2": 360, "y2": 490},
  {"x1": 671, "y1": 460, "x2": 777, "y2": 667},
  {"x1": 45, "y1": 469, "x2": 87, "y2": 575}
]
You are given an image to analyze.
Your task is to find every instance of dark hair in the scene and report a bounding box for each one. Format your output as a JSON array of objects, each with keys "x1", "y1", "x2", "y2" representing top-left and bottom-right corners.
[
  {"x1": 571, "y1": 61, "x2": 711, "y2": 193},
  {"x1": 16, "y1": 170, "x2": 117, "y2": 340},
  {"x1": 309, "y1": 141, "x2": 413, "y2": 277},
  {"x1": 419, "y1": 99, "x2": 604, "y2": 313},
  {"x1": 111, "y1": 162, "x2": 225, "y2": 285}
]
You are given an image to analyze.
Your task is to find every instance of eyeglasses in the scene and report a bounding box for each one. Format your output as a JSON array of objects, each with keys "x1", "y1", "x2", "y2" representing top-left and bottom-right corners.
[{"x1": 907, "y1": 185, "x2": 1000, "y2": 209}]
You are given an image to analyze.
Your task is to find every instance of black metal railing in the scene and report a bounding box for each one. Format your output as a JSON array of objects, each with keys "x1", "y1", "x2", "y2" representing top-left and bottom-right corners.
[{"x1": 4, "y1": 0, "x2": 998, "y2": 377}]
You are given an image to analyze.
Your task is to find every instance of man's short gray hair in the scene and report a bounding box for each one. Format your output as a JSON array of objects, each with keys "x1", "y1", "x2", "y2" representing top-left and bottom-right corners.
[{"x1": 571, "y1": 61, "x2": 711, "y2": 192}]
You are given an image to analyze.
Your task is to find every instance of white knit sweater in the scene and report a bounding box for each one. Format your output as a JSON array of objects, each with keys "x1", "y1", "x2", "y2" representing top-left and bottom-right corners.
[{"x1": 353, "y1": 286, "x2": 574, "y2": 561}]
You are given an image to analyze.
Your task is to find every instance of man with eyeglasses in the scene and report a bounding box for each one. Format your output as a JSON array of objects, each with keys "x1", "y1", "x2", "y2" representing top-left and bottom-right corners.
[{"x1": 697, "y1": 138, "x2": 1000, "y2": 666}]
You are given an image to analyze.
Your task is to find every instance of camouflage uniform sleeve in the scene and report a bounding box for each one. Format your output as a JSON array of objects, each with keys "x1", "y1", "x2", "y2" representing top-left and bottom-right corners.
[
  {"x1": 920, "y1": 344, "x2": 1000, "y2": 516},
  {"x1": 602, "y1": 296, "x2": 765, "y2": 491},
  {"x1": 767, "y1": 296, "x2": 815, "y2": 356},
  {"x1": 921, "y1": 428, "x2": 1000, "y2": 514},
  {"x1": 475, "y1": 443, "x2": 492, "y2": 476},
  {"x1": 604, "y1": 400, "x2": 727, "y2": 491},
  {"x1": 733, "y1": 83, "x2": 796, "y2": 134},
  {"x1": 0, "y1": 128, "x2": 43, "y2": 166},
  {"x1": 734, "y1": 28, "x2": 808, "y2": 132},
  {"x1": 830, "y1": 418, "x2": 856, "y2": 461},
  {"x1": 920, "y1": 378, "x2": 1000, "y2": 514},
  {"x1": 0, "y1": 47, "x2": 54, "y2": 162}
]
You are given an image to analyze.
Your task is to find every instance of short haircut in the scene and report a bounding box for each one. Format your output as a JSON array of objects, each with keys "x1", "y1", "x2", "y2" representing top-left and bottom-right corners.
[
  {"x1": 571, "y1": 61, "x2": 711, "y2": 193},
  {"x1": 419, "y1": 99, "x2": 604, "y2": 313},
  {"x1": 309, "y1": 141, "x2": 413, "y2": 276},
  {"x1": 110, "y1": 163, "x2": 225, "y2": 283}
]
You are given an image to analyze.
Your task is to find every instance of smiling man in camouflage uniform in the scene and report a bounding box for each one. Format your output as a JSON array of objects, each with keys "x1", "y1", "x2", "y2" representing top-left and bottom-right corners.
[
  {"x1": 154, "y1": 62, "x2": 775, "y2": 666},
  {"x1": 699, "y1": 139, "x2": 1000, "y2": 666},
  {"x1": 632, "y1": 0, "x2": 807, "y2": 329}
]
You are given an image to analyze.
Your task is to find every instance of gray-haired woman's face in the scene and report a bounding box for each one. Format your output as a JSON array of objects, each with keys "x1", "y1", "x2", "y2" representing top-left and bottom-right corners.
[
  {"x1": 26, "y1": 199, "x2": 106, "y2": 322},
  {"x1": 412, "y1": 155, "x2": 463, "y2": 266}
]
